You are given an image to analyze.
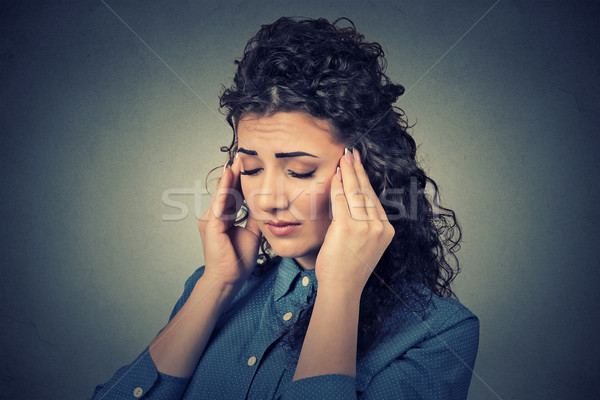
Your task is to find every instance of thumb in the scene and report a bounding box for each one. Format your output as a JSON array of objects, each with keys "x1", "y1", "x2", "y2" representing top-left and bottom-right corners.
[{"x1": 245, "y1": 213, "x2": 262, "y2": 240}]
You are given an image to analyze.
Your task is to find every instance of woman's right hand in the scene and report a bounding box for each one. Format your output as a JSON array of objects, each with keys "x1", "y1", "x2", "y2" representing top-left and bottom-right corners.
[
  {"x1": 149, "y1": 154, "x2": 260, "y2": 378},
  {"x1": 198, "y1": 153, "x2": 262, "y2": 287}
]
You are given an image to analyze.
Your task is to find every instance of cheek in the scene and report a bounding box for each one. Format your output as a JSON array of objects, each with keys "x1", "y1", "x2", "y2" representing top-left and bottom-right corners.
[
  {"x1": 240, "y1": 181, "x2": 253, "y2": 211},
  {"x1": 302, "y1": 185, "x2": 332, "y2": 220},
  {"x1": 240, "y1": 180, "x2": 247, "y2": 200},
  {"x1": 309, "y1": 192, "x2": 333, "y2": 237},
  {"x1": 240, "y1": 180, "x2": 254, "y2": 202}
]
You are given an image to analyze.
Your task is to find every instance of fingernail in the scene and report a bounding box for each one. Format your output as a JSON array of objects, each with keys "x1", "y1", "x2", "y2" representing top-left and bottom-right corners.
[
  {"x1": 353, "y1": 149, "x2": 361, "y2": 162},
  {"x1": 235, "y1": 152, "x2": 239, "y2": 159},
  {"x1": 336, "y1": 166, "x2": 341, "y2": 181},
  {"x1": 223, "y1": 163, "x2": 228, "y2": 173},
  {"x1": 344, "y1": 147, "x2": 353, "y2": 164}
]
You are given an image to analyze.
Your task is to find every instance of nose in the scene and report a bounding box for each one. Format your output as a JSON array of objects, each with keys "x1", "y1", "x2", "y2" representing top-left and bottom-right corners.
[{"x1": 252, "y1": 170, "x2": 290, "y2": 216}]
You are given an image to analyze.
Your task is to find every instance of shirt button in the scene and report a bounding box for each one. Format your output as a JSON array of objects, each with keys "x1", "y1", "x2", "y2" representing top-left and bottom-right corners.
[
  {"x1": 302, "y1": 276, "x2": 310, "y2": 286},
  {"x1": 247, "y1": 356, "x2": 257, "y2": 366},
  {"x1": 283, "y1": 312, "x2": 293, "y2": 321},
  {"x1": 133, "y1": 387, "x2": 144, "y2": 398}
]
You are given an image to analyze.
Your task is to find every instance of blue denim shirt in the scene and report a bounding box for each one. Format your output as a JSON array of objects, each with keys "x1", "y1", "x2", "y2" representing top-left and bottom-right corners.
[{"x1": 92, "y1": 257, "x2": 479, "y2": 399}]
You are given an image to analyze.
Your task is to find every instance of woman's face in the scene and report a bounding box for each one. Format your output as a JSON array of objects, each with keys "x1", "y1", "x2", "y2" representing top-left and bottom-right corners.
[{"x1": 237, "y1": 111, "x2": 345, "y2": 270}]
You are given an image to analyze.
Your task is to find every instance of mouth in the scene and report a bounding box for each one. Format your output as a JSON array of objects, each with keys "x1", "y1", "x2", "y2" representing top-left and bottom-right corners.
[{"x1": 265, "y1": 220, "x2": 301, "y2": 236}]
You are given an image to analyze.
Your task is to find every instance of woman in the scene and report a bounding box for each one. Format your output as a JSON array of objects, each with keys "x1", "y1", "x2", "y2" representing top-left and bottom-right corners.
[{"x1": 92, "y1": 17, "x2": 479, "y2": 399}]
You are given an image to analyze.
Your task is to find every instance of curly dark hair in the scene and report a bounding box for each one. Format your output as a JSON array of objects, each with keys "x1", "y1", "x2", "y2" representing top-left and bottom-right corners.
[{"x1": 213, "y1": 17, "x2": 462, "y2": 357}]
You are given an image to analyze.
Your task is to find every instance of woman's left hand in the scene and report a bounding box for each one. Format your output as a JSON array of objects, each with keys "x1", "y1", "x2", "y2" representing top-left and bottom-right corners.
[{"x1": 315, "y1": 148, "x2": 395, "y2": 294}]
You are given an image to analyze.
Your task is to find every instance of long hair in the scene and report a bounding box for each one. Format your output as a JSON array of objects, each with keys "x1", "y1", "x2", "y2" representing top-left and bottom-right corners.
[{"x1": 215, "y1": 17, "x2": 462, "y2": 356}]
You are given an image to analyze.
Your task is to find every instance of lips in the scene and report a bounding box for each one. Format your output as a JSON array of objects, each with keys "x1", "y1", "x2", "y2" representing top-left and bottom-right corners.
[
  {"x1": 267, "y1": 220, "x2": 299, "y2": 227},
  {"x1": 266, "y1": 221, "x2": 300, "y2": 236}
]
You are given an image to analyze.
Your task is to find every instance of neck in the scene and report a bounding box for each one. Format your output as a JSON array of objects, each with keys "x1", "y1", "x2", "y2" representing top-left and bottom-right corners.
[{"x1": 293, "y1": 254, "x2": 317, "y2": 270}]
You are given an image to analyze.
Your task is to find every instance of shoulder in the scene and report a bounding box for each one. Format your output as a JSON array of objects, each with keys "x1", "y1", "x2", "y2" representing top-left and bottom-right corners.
[
  {"x1": 370, "y1": 282, "x2": 479, "y2": 348},
  {"x1": 419, "y1": 287, "x2": 479, "y2": 333},
  {"x1": 356, "y1": 283, "x2": 479, "y2": 391},
  {"x1": 388, "y1": 282, "x2": 478, "y2": 334}
]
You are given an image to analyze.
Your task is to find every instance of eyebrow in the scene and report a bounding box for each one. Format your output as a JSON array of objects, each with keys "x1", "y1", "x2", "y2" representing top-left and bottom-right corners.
[{"x1": 237, "y1": 148, "x2": 318, "y2": 159}]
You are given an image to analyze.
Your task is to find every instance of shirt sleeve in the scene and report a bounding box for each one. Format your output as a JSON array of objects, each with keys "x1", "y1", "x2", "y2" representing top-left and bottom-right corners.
[
  {"x1": 90, "y1": 267, "x2": 206, "y2": 400},
  {"x1": 359, "y1": 311, "x2": 480, "y2": 400},
  {"x1": 278, "y1": 308, "x2": 479, "y2": 400},
  {"x1": 279, "y1": 374, "x2": 357, "y2": 400}
]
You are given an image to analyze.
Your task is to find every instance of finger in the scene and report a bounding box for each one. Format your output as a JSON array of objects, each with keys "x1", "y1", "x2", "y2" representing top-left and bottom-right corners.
[
  {"x1": 223, "y1": 154, "x2": 243, "y2": 216},
  {"x1": 339, "y1": 149, "x2": 369, "y2": 220},
  {"x1": 352, "y1": 150, "x2": 387, "y2": 221},
  {"x1": 199, "y1": 163, "x2": 229, "y2": 233},
  {"x1": 229, "y1": 152, "x2": 242, "y2": 195},
  {"x1": 330, "y1": 164, "x2": 350, "y2": 221},
  {"x1": 213, "y1": 156, "x2": 243, "y2": 222},
  {"x1": 226, "y1": 155, "x2": 246, "y2": 221},
  {"x1": 212, "y1": 163, "x2": 233, "y2": 219}
]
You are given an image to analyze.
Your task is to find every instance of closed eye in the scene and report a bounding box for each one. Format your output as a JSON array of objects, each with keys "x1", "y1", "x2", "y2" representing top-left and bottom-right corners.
[{"x1": 240, "y1": 168, "x2": 316, "y2": 179}]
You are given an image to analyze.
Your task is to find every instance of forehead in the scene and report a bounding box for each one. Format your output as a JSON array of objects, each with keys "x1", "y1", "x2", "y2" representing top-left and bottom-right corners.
[{"x1": 237, "y1": 112, "x2": 341, "y2": 154}]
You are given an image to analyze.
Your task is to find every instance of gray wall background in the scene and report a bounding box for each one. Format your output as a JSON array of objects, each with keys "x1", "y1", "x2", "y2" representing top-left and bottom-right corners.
[{"x1": 1, "y1": 1, "x2": 598, "y2": 399}]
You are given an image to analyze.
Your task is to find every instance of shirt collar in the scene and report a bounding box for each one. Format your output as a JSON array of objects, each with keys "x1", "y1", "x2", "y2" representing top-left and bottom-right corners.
[{"x1": 273, "y1": 257, "x2": 316, "y2": 302}]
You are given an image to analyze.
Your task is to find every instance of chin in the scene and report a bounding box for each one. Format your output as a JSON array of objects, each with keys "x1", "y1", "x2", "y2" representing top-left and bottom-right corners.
[
  {"x1": 262, "y1": 237, "x2": 303, "y2": 257},
  {"x1": 267, "y1": 243, "x2": 304, "y2": 259},
  {"x1": 269, "y1": 243, "x2": 318, "y2": 264}
]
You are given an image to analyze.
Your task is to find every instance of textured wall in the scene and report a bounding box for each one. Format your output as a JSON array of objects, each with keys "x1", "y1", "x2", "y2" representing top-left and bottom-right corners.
[{"x1": 1, "y1": 1, "x2": 598, "y2": 399}]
